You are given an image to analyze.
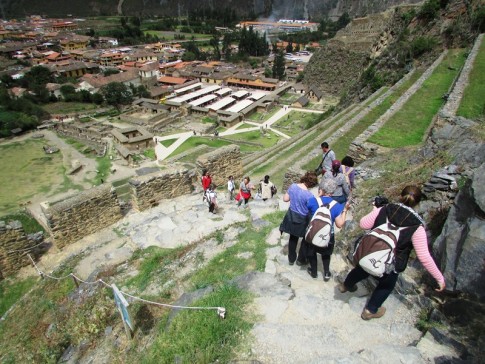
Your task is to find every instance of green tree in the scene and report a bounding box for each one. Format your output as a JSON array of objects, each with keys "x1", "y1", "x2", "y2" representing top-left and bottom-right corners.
[
  {"x1": 100, "y1": 82, "x2": 133, "y2": 110},
  {"x1": 60, "y1": 84, "x2": 78, "y2": 101},
  {"x1": 272, "y1": 50, "x2": 286, "y2": 80},
  {"x1": 286, "y1": 42, "x2": 293, "y2": 53},
  {"x1": 210, "y1": 33, "x2": 221, "y2": 60}
]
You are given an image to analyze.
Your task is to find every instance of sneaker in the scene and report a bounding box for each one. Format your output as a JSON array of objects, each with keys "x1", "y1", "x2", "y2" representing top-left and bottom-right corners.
[
  {"x1": 288, "y1": 260, "x2": 295, "y2": 266},
  {"x1": 361, "y1": 307, "x2": 386, "y2": 320},
  {"x1": 338, "y1": 283, "x2": 358, "y2": 293},
  {"x1": 296, "y1": 260, "x2": 308, "y2": 266},
  {"x1": 306, "y1": 267, "x2": 317, "y2": 279},
  {"x1": 323, "y1": 271, "x2": 332, "y2": 282}
]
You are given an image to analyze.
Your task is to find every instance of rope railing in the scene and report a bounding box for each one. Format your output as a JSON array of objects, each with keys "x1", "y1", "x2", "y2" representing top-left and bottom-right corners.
[{"x1": 26, "y1": 254, "x2": 226, "y2": 320}]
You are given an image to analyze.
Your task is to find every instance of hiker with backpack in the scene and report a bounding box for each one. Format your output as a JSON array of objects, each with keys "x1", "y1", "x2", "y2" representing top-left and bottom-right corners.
[
  {"x1": 339, "y1": 186, "x2": 446, "y2": 321},
  {"x1": 280, "y1": 171, "x2": 319, "y2": 266},
  {"x1": 260, "y1": 175, "x2": 276, "y2": 201},
  {"x1": 305, "y1": 179, "x2": 350, "y2": 281}
]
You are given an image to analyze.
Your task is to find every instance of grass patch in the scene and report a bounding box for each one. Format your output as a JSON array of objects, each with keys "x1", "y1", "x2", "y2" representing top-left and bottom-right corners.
[
  {"x1": 0, "y1": 259, "x2": 115, "y2": 363},
  {"x1": 0, "y1": 277, "x2": 36, "y2": 318},
  {"x1": 190, "y1": 212, "x2": 283, "y2": 289},
  {"x1": 247, "y1": 107, "x2": 279, "y2": 122},
  {"x1": 0, "y1": 139, "x2": 65, "y2": 215},
  {"x1": 159, "y1": 139, "x2": 177, "y2": 147},
  {"x1": 42, "y1": 102, "x2": 98, "y2": 114},
  {"x1": 126, "y1": 246, "x2": 185, "y2": 292},
  {"x1": 369, "y1": 49, "x2": 467, "y2": 147},
  {"x1": 140, "y1": 284, "x2": 253, "y2": 363},
  {"x1": 202, "y1": 116, "x2": 217, "y2": 124},
  {"x1": 236, "y1": 123, "x2": 255, "y2": 129},
  {"x1": 169, "y1": 137, "x2": 232, "y2": 158},
  {"x1": 272, "y1": 111, "x2": 321, "y2": 137},
  {"x1": 143, "y1": 148, "x2": 156, "y2": 160},
  {"x1": 226, "y1": 130, "x2": 280, "y2": 149},
  {"x1": 0, "y1": 211, "x2": 45, "y2": 233},
  {"x1": 457, "y1": 39, "x2": 485, "y2": 119}
]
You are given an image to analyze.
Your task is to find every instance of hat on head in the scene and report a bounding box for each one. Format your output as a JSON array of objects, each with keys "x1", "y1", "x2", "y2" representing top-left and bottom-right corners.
[{"x1": 332, "y1": 160, "x2": 341, "y2": 169}]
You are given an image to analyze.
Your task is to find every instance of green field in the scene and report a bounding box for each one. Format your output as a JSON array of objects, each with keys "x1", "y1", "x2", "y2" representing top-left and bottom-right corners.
[
  {"x1": 0, "y1": 139, "x2": 66, "y2": 216},
  {"x1": 369, "y1": 49, "x2": 467, "y2": 147},
  {"x1": 457, "y1": 38, "x2": 485, "y2": 119},
  {"x1": 42, "y1": 102, "x2": 98, "y2": 114}
]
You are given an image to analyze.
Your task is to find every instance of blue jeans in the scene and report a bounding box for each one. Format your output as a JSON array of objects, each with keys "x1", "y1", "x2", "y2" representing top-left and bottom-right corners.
[
  {"x1": 332, "y1": 195, "x2": 347, "y2": 204},
  {"x1": 344, "y1": 265, "x2": 399, "y2": 313}
]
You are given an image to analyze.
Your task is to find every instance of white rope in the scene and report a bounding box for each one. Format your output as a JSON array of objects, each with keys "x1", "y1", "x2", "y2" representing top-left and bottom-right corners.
[{"x1": 26, "y1": 255, "x2": 226, "y2": 317}]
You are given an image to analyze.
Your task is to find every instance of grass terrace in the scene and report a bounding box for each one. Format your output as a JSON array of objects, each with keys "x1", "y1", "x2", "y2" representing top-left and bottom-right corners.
[
  {"x1": 457, "y1": 38, "x2": 485, "y2": 120},
  {"x1": 301, "y1": 71, "x2": 425, "y2": 171},
  {"x1": 272, "y1": 111, "x2": 322, "y2": 137},
  {"x1": 369, "y1": 49, "x2": 467, "y2": 147}
]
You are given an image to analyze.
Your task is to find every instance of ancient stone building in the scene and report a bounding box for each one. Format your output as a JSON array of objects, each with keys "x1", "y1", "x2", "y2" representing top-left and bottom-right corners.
[
  {"x1": 0, "y1": 220, "x2": 44, "y2": 279},
  {"x1": 130, "y1": 167, "x2": 194, "y2": 211},
  {"x1": 42, "y1": 184, "x2": 122, "y2": 249},
  {"x1": 196, "y1": 145, "x2": 243, "y2": 187}
]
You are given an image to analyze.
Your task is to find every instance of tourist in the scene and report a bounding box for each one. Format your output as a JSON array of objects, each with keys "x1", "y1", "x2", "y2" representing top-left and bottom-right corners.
[
  {"x1": 236, "y1": 176, "x2": 254, "y2": 208},
  {"x1": 227, "y1": 175, "x2": 235, "y2": 201},
  {"x1": 341, "y1": 155, "x2": 356, "y2": 190},
  {"x1": 201, "y1": 169, "x2": 212, "y2": 203},
  {"x1": 323, "y1": 160, "x2": 350, "y2": 204},
  {"x1": 260, "y1": 175, "x2": 276, "y2": 201},
  {"x1": 207, "y1": 183, "x2": 218, "y2": 214},
  {"x1": 306, "y1": 179, "x2": 349, "y2": 281},
  {"x1": 339, "y1": 186, "x2": 446, "y2": 320},
  {"x1": 315, "y1": 142, "x2": 336, "y2": 176},
  {"x1": 280, "y1": 171, "x2": 318, "y2": 266}
]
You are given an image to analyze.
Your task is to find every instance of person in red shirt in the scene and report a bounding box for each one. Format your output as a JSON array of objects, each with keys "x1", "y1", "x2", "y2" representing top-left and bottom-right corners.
[{"x1": 201, "y1": 169, "x2": 212, "y2": 191}]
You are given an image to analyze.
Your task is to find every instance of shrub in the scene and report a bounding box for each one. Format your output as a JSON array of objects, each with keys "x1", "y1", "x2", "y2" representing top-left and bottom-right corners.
[
  {"x1": 418, "y1": 0, "x2": 440, "y2": 21},
  {"x1": 411, "y1": 36, "x2": 437, "y2": 58}
]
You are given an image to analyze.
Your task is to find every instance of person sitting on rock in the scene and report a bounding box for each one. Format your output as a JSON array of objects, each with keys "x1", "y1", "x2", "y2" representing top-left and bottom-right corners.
[{"x1": 339, "y1": 185, "x2": 446, "y2": 320}]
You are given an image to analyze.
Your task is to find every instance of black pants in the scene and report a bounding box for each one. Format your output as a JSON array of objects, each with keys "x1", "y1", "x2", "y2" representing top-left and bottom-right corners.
[
  {"x1": 344, "y1": 265, "x2": 399, "y2": 314},
  {"x1": 288, "y1": 235, "x2": 307, "y2": 264},
  {"x1": 307, "y1": 234, "x2": 335, "y2": 276}
]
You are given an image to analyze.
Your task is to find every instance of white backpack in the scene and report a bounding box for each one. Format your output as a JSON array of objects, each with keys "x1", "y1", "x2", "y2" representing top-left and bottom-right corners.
[
  {"x1": 305, "y1": 198, "x2": 337, "y2": 248},
  {"x1": 353, "y1": 217, "x2": 405, "y2": 277}
]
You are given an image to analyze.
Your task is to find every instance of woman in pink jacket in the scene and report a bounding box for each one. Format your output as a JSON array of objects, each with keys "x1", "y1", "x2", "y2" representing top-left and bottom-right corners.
[{"x1": 339, "y1": 186, "x2": 446, "y2": 320}]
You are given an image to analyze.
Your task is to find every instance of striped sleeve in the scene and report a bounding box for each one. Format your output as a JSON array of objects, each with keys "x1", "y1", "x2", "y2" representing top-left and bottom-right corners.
[
  {"x1": 359, "y1": 207, "x2": 382, "y2": 229},
  {"x1": 412, "y1": 226, "x2": 445, "y2": 284}
]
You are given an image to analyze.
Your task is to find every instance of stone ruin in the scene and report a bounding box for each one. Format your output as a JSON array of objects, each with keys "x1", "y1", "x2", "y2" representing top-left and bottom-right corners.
[{"x1": 0, "y1": 220, "x2": 45, "y2": 279}]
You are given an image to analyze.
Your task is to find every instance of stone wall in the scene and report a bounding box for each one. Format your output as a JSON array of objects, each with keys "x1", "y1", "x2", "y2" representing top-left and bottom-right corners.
[
  {"x1": 282, "y1": 168, "x2": 303, "y2": 192},
  {"x1": 43, "y1": 184, "x2": 122, "y2": 249},
  {"x1": 130, "y1": 167, "x2": 194, "y2": 211},
  {"x1": 0, "y1": 220, "x2": 43, "y2": 279},
  {"x1": 196, "y1": 144, "x2": 243, "y2": 187}
]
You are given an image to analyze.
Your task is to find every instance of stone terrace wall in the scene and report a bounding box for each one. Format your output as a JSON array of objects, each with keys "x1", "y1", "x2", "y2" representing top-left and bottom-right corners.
[
  {"x1": 130, "y1": 167, "x2": 194, "y2": 211},
  {"x1": 196, "y1": 145, "x2": 243, "y2": 187},
  {"x1": 43, "y1": 184, "x2": 122, "y2": 249},
  {"x1": 0, "y1": 220, "x2": 42, "y2": 279},
  {"x1": 282, "y1": 168, "x2": 303, "y2": 193}
]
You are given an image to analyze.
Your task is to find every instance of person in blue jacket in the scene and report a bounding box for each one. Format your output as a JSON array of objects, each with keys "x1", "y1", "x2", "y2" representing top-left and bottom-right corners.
[{"x1": 306, "y1": 179, "x2": 350, "y2": 281}]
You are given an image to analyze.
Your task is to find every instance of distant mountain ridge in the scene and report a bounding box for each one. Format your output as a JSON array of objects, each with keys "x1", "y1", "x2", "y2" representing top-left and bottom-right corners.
[{"x1": 1, "y1": 0, "x2": 422, "y2": 20}]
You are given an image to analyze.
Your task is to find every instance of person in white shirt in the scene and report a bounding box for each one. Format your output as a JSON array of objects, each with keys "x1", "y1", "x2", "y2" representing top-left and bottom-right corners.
[{"x1": 227, "y1": 175, "x2": 235, "y2": 201}]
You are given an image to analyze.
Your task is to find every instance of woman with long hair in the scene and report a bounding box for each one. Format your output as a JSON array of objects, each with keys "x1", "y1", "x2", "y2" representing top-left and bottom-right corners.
[
  {"x1": 323, "y1": 160, "x2": 350, "y2": 204},
  {"x1": 339, "y1": 186, "x2": 446, "y2": 320}
]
